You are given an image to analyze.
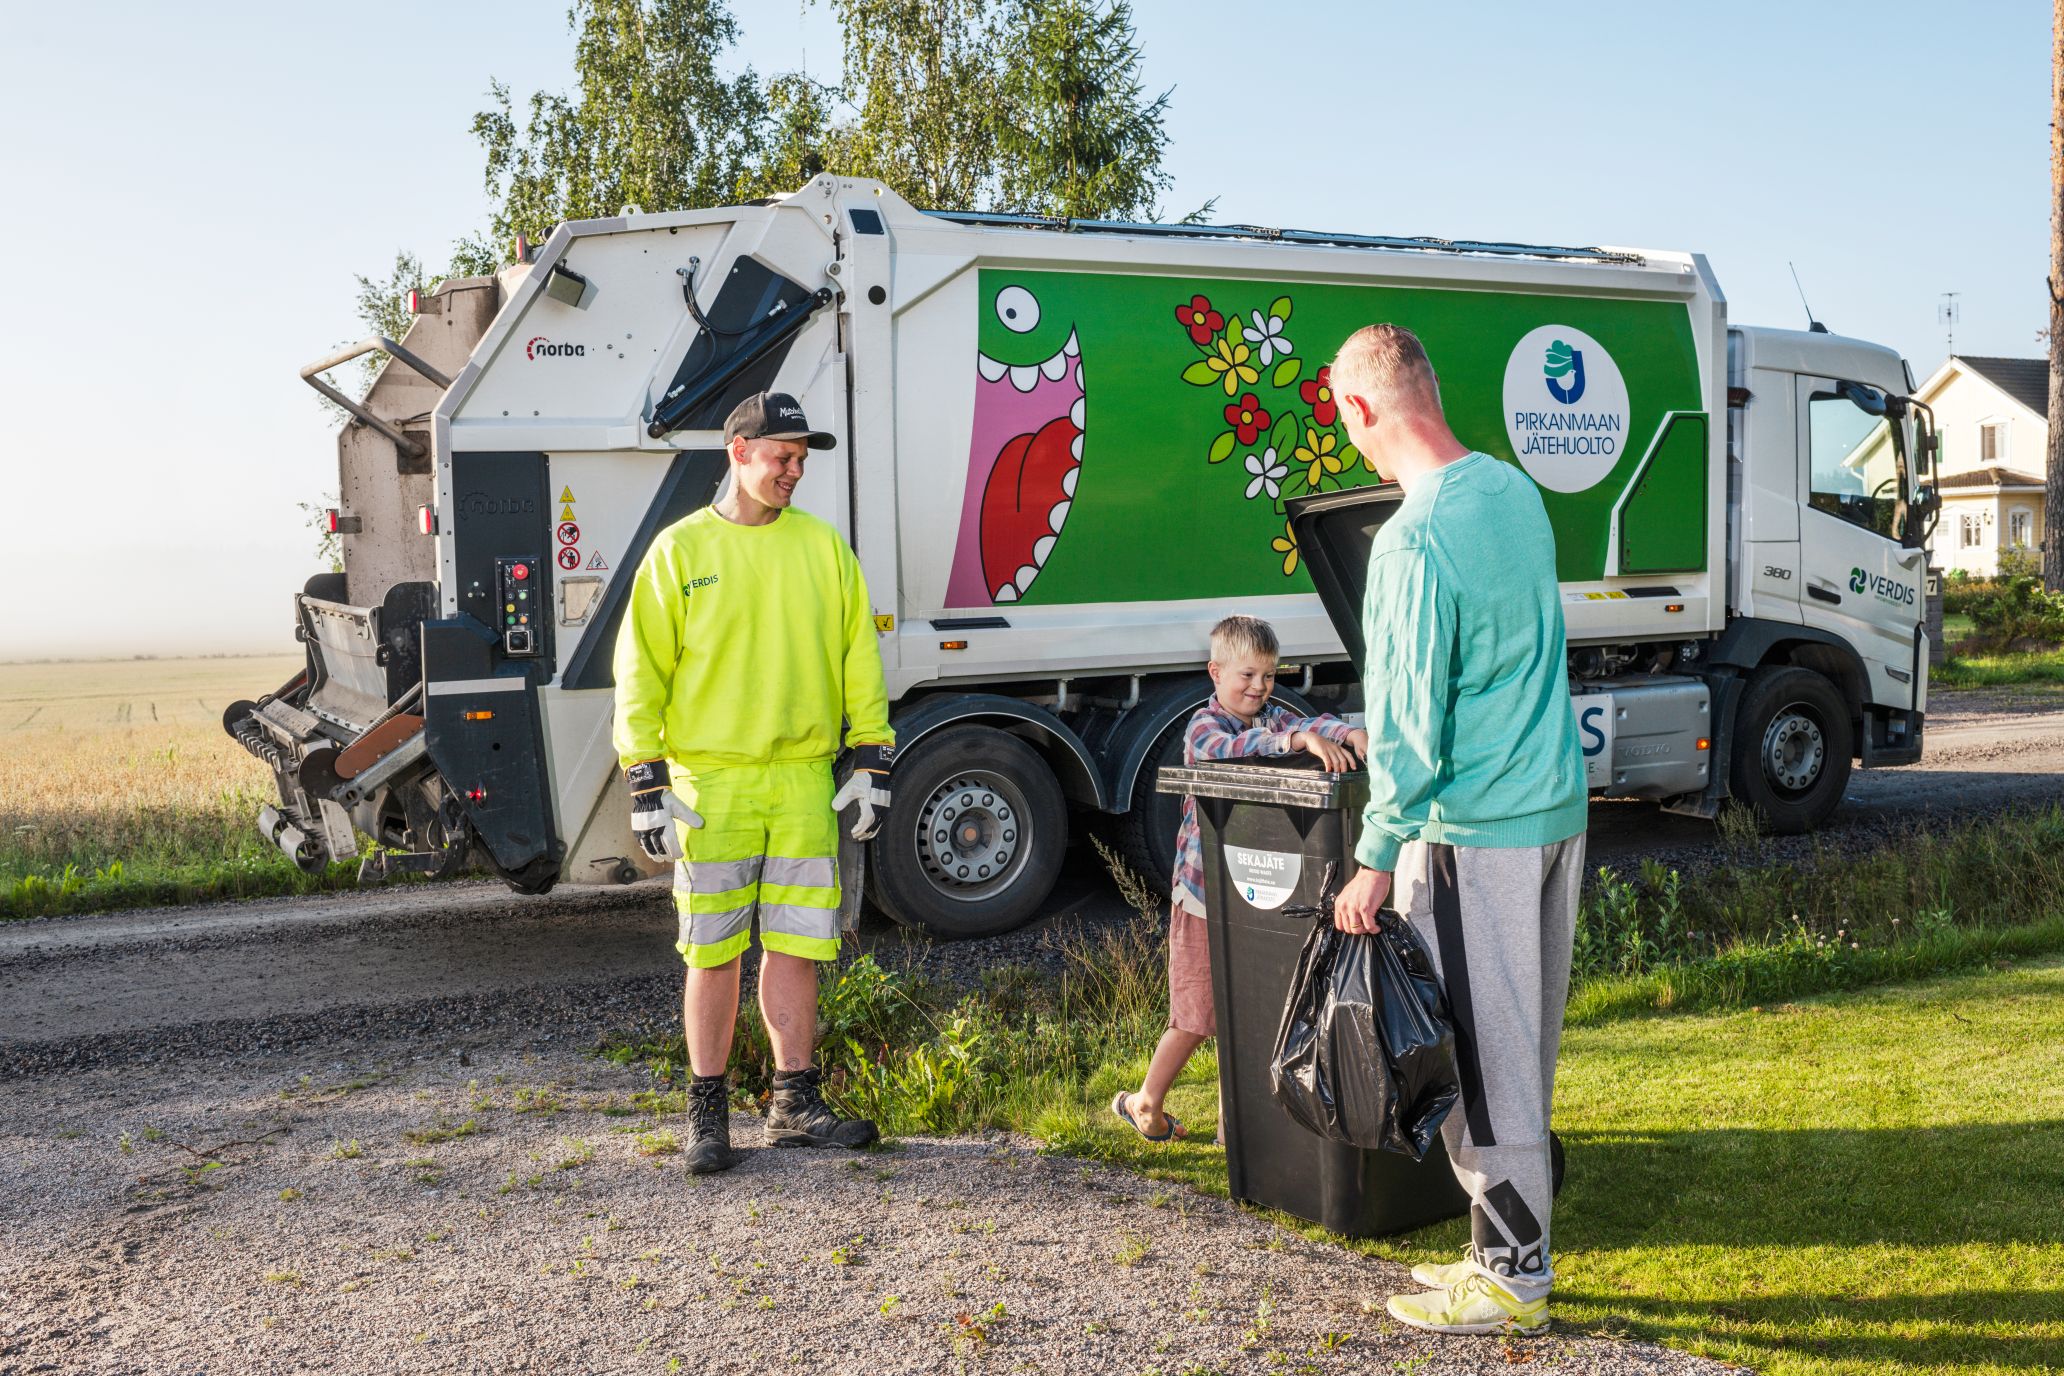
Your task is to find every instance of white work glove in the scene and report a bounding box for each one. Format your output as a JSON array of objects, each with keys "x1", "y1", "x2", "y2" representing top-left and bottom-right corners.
[
  {"x1": 625, "y1": 759, "x2": 703, "y2": 863},
  {"x1": 832, "y1": 744, "x2": 894, "y2": 842}
]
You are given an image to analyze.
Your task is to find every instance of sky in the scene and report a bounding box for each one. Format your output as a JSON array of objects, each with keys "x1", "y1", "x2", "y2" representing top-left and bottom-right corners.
[{"x1": 0, "y1": 0, "x2": 2048, "y2": 660}]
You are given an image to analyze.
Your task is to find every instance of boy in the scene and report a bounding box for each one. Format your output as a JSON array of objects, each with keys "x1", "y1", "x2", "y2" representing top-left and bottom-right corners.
[{"x1": 1113, "y1": 615, "x2": 1367, "y2": 1141}]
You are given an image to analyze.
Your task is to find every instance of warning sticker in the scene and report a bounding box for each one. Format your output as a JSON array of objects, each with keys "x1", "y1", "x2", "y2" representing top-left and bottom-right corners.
[
  {"x1": 556, "y1": 547, "x2": 580, "y2": 571},
  {"x1": 1564, "y1": 590, "x2": 1630, "y2": 603},
  {"x1": 556, "y1": 522, "x2": 580, "y2": 546},
  {"x1": 559, "y1": 485, "x2": 576, "y2": 503},
  {"x1": 1222, "y1": 845, "x2": 1302, "y2": 911},
  {"x1": 560, "y1": 504, "x2": 577, "y2": 522},
  {"x1": 585, "y1": 550, "x2": 609, "y2": 570}
]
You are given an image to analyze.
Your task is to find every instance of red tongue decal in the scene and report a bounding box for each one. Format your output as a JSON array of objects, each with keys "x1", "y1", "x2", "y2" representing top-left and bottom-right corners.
[{"x1": 981, "y1": 415, "x2": 1080, "y2": 598}]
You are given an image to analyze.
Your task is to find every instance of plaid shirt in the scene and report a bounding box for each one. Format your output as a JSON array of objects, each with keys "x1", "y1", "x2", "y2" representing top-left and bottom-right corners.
[{"x1": 1171, "y1": 700, "x2": 1357, "y2": 915}]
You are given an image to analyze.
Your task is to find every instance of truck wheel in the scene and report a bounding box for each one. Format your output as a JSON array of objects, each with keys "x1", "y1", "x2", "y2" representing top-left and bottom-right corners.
[
  {"x1": 1728, "y1": 666, "x2": 1853, "y2": 834},
  {"x1": 1114, "y1": 719, "x2": 1183, "y2": 897},
  {"x1": 868, "y1": 725, "x2": 1068, "y2": 938}
]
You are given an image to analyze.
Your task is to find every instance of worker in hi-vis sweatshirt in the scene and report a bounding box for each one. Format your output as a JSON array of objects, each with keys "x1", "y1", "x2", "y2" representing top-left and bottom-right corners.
[{"x1": 612, "y1": 391, "x2": 895, "y2": 1176}]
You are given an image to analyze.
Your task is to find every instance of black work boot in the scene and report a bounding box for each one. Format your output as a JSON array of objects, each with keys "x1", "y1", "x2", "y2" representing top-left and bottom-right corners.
[
  {"x1": 684, "y1": 1074, "x2": 738, "y2": 1175},
  {"x1": 764, "y1": 1066, "x2": 878, "y2": 1149}
]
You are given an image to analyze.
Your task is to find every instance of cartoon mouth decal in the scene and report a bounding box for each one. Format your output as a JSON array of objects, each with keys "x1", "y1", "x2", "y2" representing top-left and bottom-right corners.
[{"x1": 948, "y1": 315, "x2": 1086, "y2": 606}]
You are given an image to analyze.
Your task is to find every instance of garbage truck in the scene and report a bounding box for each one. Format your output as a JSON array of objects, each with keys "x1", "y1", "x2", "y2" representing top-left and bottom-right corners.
[{"x1": 226, "y1": 177, "x2": 1940, "y2": 937}]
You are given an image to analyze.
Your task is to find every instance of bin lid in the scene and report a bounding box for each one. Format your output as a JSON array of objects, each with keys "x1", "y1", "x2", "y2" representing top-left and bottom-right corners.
[
  {"x1": 1286, "y1": 486, "x2": 1409, "y2": 668},
  {"x1": 1156, "y1": 755, "x2": 1361, "y2": 808}
]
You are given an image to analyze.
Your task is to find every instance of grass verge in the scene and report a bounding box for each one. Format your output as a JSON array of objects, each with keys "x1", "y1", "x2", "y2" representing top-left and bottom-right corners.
[
  {"x1": 597, "y1": 817, "x2": 2064, "y2": 1374},
  {"x1": 1933, "y1": 648, "x2": 2064, "y2": 689}
]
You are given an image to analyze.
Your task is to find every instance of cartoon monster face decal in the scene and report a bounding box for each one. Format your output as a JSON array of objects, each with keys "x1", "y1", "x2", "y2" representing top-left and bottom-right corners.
[{"x1": 946, "y1": 279, "x2": 1085, "y2": 605}]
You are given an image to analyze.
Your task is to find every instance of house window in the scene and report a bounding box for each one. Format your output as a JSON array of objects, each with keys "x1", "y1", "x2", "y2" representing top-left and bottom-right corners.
[
  {"x1": 1980, "y1": 421, "x2": 2005, "y2": 463},
  {"x1": 1960, "y1": 513, "x2": 1982, "y2": 548},
  {"x1": 2009, "y1": 508, "x2": 2033, "y2": 548}
]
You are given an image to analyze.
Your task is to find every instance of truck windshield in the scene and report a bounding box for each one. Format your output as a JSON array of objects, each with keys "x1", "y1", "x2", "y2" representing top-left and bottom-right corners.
[{"x1": 1808, "y1": 383, "x2": 1907, "y2": 540}]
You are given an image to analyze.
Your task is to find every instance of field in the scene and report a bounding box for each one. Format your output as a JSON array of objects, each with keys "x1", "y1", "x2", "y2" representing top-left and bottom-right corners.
[{"x1": 0, "y1": 656, "x2": 354, "y2": 916}]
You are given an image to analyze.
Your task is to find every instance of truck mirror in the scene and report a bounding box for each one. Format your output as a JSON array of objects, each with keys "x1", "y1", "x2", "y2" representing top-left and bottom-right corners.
[{"x1": 1917, "y1": 430, "x2": 1939, "y2": 477}]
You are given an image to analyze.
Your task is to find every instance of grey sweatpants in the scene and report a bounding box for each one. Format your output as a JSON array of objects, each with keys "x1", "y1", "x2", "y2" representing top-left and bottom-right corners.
[{"x1": 1394, "y1": 835, "x2": 1585, "y2": 1304}]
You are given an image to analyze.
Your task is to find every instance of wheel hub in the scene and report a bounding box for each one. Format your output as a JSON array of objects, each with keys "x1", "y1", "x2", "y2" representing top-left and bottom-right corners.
[
  {"x1": 1762, "y1": 708, "x2": 1825, "y2": 794},
  {"x1": 915, "y1": 770, "x2": 1027, "y2": 900}
]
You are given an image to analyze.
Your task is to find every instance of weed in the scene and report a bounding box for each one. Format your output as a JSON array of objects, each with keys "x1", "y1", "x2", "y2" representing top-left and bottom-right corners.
[
  {"x1": 879, "y1": 1293, "x2": 903, "y2": 1318},
  {"x1": 552, "y1": 1138, "x2": 595, "y2": 1171},
  {"x1": 328, "y1": 1139, "x2": 364, "y2": 1161},
  {"x1": 512, "y1": 1086, "x2": 563, "y2": 1115},
  {"x1": 262, "y1": 1270, "x2": 301, "y2": 1287},
  {"x1": 1391, "y1": 1356, "x2": 1431, "y2": 1376},
  {"x1": 1112, "y1": 1230, "x2": 1152, "y2": 1266},
  {"x1": 369, "y1": 1248, "x2": 414, "y2": 1263},
  {"x1": 829, "y1": 1235, "x2": 865, "y2": 1266},
  {"x1": 634, "y1": 1128, "x2": 680, "y2": 1157},
  {"x1": 757, "y1": 1294, "x2": 775, "y2": 1310},
  {"x1": 277, "y1": 1188, "x2": 302, "y2": 1203}
]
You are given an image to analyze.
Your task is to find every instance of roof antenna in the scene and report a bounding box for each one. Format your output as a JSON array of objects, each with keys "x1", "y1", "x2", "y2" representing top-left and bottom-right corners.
[{"x1": 1789, "y1": 261, "x2": 1829, "y2": 334}]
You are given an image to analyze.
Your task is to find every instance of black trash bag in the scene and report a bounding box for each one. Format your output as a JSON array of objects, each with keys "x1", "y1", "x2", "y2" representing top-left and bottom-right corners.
[{"x1": 1267, "y1": 869, "x2": 1460, "y2": 1159}]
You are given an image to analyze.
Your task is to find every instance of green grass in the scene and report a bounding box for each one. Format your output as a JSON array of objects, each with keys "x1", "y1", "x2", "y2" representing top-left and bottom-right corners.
[
  {"x1": 1022, "y1": 960, "x2": 2064, "y2": 1376},
  {"x1": 1496, "y1": 957, "x2": 2064, "y2": 1375},
  {"x1": 1934, "y1": 648, "x2": 2064, "y2": 690}
]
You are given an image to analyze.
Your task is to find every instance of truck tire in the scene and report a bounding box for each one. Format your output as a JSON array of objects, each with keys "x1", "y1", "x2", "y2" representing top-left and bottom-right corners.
[
  {"x1": 1113, "y1": 718, "x2": 1184, "y2": 897},
  {"x1": 868, "y1": 725, "x2": 1068, "y2": 939},
  {"x1": 1728, "y1": 665, "x2": 1853, "y2": 834}
]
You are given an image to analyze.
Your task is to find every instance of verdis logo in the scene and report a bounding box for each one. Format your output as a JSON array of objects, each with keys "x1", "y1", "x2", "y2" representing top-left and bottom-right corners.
[
  {"x1": 1850, "y1": 566, "x2": 1917, "y2": 607},
  {"x1": 526, "y1": 336, "x2": 586, "y2": 360},
  {"x1": 1503, "y1": 324, "x2": 1630, "y2": 492}
]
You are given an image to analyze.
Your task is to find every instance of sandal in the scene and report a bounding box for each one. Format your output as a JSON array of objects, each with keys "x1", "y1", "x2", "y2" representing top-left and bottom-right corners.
[{"x1": 1110, "y1": 1090, "x2": 1183, "y2": 1142}]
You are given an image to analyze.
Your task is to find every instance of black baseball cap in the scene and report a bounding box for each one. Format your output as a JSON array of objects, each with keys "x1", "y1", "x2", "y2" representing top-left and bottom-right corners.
[{"x1": 723, "y1": 391, "x2": 836, "y2": 450}]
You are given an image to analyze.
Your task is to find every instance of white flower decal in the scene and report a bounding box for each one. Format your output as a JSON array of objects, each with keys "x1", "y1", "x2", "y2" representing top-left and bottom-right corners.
[
  {"x1": 1242, "y1": 310, "x2": 1292, "y2": 367},
  {"x1": 1244, "y1": 448, "x2": 1288, "y2": 500}
]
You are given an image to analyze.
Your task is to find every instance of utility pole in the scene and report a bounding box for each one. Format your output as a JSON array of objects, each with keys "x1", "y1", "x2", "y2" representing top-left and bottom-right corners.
[{"x1": 2049, "y1": 0, "x2": 2064, "y2": 590}]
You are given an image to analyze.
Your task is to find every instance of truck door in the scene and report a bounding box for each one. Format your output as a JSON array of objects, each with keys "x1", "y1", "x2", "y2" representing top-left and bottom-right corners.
[{"x1": 1793, "y1": 376, "x2": 1924, "y2": 709}]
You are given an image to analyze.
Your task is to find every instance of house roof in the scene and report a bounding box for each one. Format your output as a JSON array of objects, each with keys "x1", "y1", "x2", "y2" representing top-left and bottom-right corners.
[
  {"x1": 1955, "y1": 357, "x2": 2049, "y2": 418},
  {"x1": 1936, "y1": 465, "x2": 2045, "y2": 491}
]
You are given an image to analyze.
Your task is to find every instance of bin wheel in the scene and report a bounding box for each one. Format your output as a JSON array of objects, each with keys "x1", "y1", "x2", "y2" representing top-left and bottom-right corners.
[
  {"x1": 1727, "y1": 666, "x2": 1852, "y2": 834},
  {"x1": 867, "y1": 725, "x2": 1067, "y2": 939}
]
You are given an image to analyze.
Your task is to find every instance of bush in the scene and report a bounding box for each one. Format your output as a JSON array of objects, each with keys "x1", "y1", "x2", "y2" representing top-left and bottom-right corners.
[{"x1": 1942, "y1": 562, "x2": 2064, "y2": 652}]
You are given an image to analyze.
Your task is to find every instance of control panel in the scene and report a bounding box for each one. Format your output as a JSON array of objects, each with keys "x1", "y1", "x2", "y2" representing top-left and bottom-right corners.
[{"x1": 496, "y1": 556, "x2": 543, "y2": 657}]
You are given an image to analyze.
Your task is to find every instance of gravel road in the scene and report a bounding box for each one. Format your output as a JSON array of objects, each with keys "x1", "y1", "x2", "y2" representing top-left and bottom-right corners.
[
  {"x1": 2, "y1": 689, "x2": 2056, "y2": 1373},
  {"x1": 0, "y1": 1039, "x2": 1724, "y2": 1375}
]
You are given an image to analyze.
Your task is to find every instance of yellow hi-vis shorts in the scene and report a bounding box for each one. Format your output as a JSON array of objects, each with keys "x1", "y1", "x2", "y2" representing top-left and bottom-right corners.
[{"x1": 671, "y1": 760, "x2": 841, "y2": 969}]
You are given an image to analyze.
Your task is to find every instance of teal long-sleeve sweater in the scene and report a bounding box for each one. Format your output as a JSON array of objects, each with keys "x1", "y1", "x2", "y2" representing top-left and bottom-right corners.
[{"x1": 1355, "y1": 451, "x2": 1588, "y2": 872}]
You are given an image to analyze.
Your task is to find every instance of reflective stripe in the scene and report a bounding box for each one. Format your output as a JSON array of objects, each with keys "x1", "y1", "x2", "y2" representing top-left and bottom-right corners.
[
  {"x1": 680, "y1": 929, "x2": 753, "y2": 969},
  {"x1": 760, "y1": 930, "x2": 840, "y2": 963},
  {"x1": 763, "y1": 856, "x2": 836, "y2": 889},
  {"x1": 758, "y1": 902, "x2": 839, "y2": 943},
  {"x1": 677, "y1": 856, "x2": 763, "y2": 893},
  {"x1": 679, "y1": 904, "x2": 754, "y2": 950}
]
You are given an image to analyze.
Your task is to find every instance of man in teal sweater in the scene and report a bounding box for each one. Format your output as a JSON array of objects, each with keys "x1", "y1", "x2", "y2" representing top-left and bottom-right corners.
[{"x1": 1326, "y1": 324, "x2": 1588, "y2": 1336}]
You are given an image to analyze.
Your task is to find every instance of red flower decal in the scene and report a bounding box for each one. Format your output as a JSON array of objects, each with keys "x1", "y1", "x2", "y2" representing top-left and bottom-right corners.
[
  {"x1": 1301, "y1": 366, "x2": 1337, "y2": 428},
  {"x1": 1224, "y1": 393, "x2": 1271, "y2": 445},
  {"x1": 1176, "y1": 294, "x2": 1224, "y2": 346}
]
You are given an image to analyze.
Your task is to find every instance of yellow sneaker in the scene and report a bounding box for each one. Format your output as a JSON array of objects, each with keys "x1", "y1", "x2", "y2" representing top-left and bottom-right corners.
[
  {"x1": 1386, "y1": 1273, "x2": 1548, "y2": 1336},
  {"x1": 1409, "y1": 1251, "x2": 1475, "y2": 1289}
]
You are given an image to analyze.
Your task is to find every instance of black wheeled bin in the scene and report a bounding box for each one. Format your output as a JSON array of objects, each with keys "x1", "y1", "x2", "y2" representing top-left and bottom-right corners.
[{"x1": 1156, "y1": 755, "x2": 1471, "y2": 1237}]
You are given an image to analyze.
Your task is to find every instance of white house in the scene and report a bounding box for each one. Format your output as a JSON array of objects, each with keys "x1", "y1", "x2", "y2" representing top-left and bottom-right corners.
[{"x1": 1912, "y1": 355, "x2": 2048, "y2": 577}]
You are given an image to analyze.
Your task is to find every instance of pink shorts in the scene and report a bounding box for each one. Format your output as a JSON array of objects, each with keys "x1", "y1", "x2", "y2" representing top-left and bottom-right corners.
[{"x1": 1168, "y1": 903, "x2": 1215, "y2": 1038}]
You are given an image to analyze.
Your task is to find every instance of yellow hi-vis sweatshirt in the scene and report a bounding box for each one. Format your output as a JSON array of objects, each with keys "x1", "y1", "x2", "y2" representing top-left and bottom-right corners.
[{"x1": 611, "y1": 506, "x2": 893, "y2": 770}]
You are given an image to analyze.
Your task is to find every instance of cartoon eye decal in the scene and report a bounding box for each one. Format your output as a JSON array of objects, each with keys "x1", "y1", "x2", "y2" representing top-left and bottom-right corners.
[{"x1": 995, "y1": 285, "x2": 1039, "y2": 333}]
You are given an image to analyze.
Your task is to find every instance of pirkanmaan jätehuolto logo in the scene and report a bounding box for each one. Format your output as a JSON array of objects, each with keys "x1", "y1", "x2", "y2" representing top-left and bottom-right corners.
[
  {"x1": 526, "y1": 336, "x2": 586, "y2": 359},
  {"x1": 1503, "y1": 324, "x2": 1629, "y2": 493}
]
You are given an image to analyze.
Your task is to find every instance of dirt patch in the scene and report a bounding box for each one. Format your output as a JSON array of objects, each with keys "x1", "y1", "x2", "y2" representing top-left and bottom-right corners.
[{"x1": 0, "y1": 1042, "x2": 1722, "y2": 1376}]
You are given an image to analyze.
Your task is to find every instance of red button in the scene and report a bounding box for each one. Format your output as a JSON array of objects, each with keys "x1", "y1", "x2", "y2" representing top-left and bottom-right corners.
[{"x1": 512, "y1": 564, "x2": 530, "y2": 580}]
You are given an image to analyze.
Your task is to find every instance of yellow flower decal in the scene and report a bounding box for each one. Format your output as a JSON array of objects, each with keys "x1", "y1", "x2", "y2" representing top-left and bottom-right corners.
[
  {"x1": 1206, "y1": 334, "x2": 1259, "y2": 395},
  {"x1": 1271, "y1": 520, "x2": 1300, "y2": 576},
  {"x1": 1292, "y1": 426, "x2": 1340, "y2": 488}
]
